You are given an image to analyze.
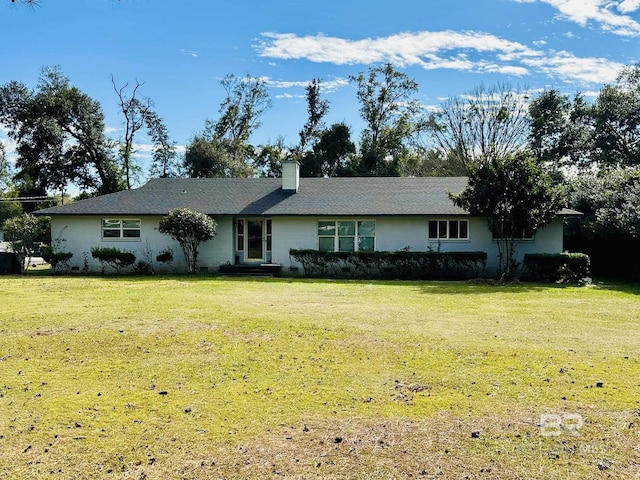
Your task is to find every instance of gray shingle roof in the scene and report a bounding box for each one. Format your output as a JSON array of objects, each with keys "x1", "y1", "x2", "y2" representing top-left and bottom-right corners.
[{"x1": 35, "y1": 177, "x2": 580, "y2": 217}]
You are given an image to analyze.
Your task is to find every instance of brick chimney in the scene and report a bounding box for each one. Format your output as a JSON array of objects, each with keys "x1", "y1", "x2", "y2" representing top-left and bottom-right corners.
[{"x1": 282, "y1": 160, "x2": 300, "y2": 192}]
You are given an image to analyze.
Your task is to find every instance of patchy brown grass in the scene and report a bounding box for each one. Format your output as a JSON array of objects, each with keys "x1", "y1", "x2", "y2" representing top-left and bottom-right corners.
[
  {"x1": 1, "y1": 276, "x2": 639, "y2": 479},
  {"x1": 35, "y1": 410, "x2": 635, "y2": 479}
]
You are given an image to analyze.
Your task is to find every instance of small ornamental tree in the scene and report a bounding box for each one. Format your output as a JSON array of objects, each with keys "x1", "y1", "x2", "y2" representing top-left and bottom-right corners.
[
  {"x1": 2, "y1": 213, "x2": 46, "y2": 273},
  {"x1": 158, "y1": 208, "x2": 217, "y2": 272},
  {"x1": 450, "y1": 152, "x2": 564, "y2": 280}
]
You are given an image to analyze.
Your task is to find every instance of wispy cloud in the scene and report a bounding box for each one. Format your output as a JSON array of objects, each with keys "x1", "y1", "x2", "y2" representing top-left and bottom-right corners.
[
  {"x1": 265, "y1": 77, "x2": 349, "y2": 93},
  {"x1": 257, "y1": 30, "x2": 624, "y2": 87},
  {"x1": 514, "y1": 0, "x2": 640, "y2": 36},
  {"x1": 274, "y1": 93, "x2": 305, "y2": 100},
  {"x1": 522, "y1": 51, "x2": 623, "y2": 83},
  {"x1": 257, "y1": 30, "x2": 540, "y2": 70},
  {"x1": 131, "y1": 143, "x2": 187, "y2": 155},
  {"x1": 180, "y1": 49, "x2": 198, "y2": 58}
]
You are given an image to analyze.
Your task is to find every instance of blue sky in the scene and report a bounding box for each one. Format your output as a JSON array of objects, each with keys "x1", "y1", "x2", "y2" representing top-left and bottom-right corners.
[{"x1": 1, "y1": 0, "x2": 640, "y2": 184}]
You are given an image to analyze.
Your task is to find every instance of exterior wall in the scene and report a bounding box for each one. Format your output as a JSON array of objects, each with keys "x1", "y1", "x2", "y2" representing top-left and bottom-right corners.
[
  {"x1": 198, "y1": 216, "x2": 234, "y2": 269},
  {"x1": 271, "y1": 216, "x2": 318, "y2": 274},
  {"x1": 272, "y1": 215, "x2": 566, "y2": 275},
  {"x1": 51, "y1": 214, "x2": 565, "y2": 275},
  {"x1": 425, "y1": 217, "x2": 565, "y2": 273},
  {"x1": 50, "y1": 215, "x2": 233, "y2": 273}
]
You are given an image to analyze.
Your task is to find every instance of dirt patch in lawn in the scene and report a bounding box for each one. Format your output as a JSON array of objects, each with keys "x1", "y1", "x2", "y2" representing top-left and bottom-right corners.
[{"x1": 108, "y1": 410, "x2": 640, "y2": 479}]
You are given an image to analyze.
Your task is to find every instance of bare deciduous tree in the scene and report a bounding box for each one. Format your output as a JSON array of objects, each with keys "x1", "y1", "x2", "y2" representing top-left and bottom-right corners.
[
  {"x1": 112, "y1": 76, "x2": 150, "y2": 189},
  {"x1": 429, "y1": 83, "x2": 531, "y2": 173}
]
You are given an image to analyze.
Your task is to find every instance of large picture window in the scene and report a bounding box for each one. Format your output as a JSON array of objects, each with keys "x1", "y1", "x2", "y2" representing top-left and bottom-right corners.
[
  {"x1": 318, "y1": 220, "x2": 375, "y2": 252},
  {"x1": 428, "y1": 219, "x2": 468, "y2": 240},
  {"x1": 102, "y1": 219, "x2": 140, "y2": 239}
]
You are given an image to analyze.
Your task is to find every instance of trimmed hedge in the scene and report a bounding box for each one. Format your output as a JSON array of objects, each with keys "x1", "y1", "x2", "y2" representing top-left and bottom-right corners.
[
  {"x1": 40, "y1": 245, "x2": 73, "y2": 273},
  {"x1": 289, "y1": 249, "x2": 487, "y2": 280},
  {"x1": 522, "y1": 253, "x2": 590, "y2": 283},
  {"x1": 90, "y1": 246, "x2": 136, "y2": 274}
]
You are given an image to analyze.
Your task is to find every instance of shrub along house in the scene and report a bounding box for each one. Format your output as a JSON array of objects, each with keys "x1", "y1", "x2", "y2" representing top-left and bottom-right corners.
[{"x1": 36, "y1": 161, "x2": 577, "y2": 275}]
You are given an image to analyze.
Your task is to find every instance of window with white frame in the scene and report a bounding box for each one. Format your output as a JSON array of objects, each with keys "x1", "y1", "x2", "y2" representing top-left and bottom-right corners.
[
  {"x1": 102, "y1": 219, "x2": 141, "y2": 239},
  {"x1": 428, "y1": 219, "x2": 469, "y2": 240},
  {"x1": 318, "y1": 220, "x2": 375, "y2": 252}
]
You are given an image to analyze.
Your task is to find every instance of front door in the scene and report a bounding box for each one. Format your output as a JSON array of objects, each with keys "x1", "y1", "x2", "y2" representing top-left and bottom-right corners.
[{"x1": 246, "y1": 219, "x2": 264, "y2": 261}]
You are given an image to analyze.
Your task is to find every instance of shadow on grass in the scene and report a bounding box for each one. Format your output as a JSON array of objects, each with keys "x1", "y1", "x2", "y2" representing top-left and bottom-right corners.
[
  {"x1": 17, "y1": 269, "x2": 640, "y2": 295},
  {"x1": 588, "y1": 279, "x2": 640, "y2": 295}
]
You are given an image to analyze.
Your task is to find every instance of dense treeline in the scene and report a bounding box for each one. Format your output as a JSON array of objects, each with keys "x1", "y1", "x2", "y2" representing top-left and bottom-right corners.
[{"x1": 2, "y1": 63, "x2": 640, "y2": 277}]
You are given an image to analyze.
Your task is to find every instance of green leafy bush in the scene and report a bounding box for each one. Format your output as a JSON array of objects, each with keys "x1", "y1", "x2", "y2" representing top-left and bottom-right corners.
[
  {"x1": 40, "y1": 245, "x2": 73, "y2": 273},
  {"x1": 158, "y1": 208, "x2": 217, "y2": 273},
  {"x1": 522, "y1": 253, "x2": 590, "y2": 283},
  {"x1": 132, "y1": 260, "x2": 151, "y2": 275},
  {"x1": 156, "y1": 248, "x2": 174, "y2": 263},
  {"x1": 90, "y1": 246, "x2": 136, "y2": 274},
  {"x1": 289, "y1": 249, "x2": 487, "y2": 280}
]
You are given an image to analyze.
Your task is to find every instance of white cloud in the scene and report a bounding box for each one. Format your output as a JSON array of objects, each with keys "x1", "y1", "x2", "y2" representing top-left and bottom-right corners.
[
  {"x1": 481, "y1": 63, "x2": 530, "y2": 76},
  {"x1": 275, "y1": 93, "x2": 305, "y2": 99},
  {"x1": 522, "y1": 51, "x2": 624, "y2": 83},
  {"x1": 618, "y1": 0, "x2": 640, "y2": 13},
  {"x1": 258, "y1": 30, "x2": 621, "y2": 87},
  {"x1": 265, "y1": 79, "x2": 311, "y2": 89},
  {"x1": 581, "y1": 89, "x2": 601, "y2": 98},
  {"x1": 518, "y1": 0, "x2": 640, "y2": 36},
  {"x1": 132, "y1": 143, "x2": 155, "y2": 154},
  {"x1": 131, "y1": 143, "x2": 187, "y2": 155},
  {"x1": 180, "y1": 49, "x2": 198, "y2": 58},
  {"x1": 264, "y1": 77, "x2": 349, "y2": 94},
  {"x1": 257, "y1": 30, "x2": 540, "y2": 69}
]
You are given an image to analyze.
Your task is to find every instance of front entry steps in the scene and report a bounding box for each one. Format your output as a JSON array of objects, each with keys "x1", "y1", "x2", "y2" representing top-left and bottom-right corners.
[{"x1": 218, "y1": 263, "x2": 282, "y2": 277}]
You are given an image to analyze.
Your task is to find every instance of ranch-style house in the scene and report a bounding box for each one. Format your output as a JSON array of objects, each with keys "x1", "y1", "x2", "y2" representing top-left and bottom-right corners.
[{"x1": 36, "y1": 161, "x2": 578, "y2": 274}]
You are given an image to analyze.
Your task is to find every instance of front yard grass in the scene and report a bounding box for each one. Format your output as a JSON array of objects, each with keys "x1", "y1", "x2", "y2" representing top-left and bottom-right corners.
[{"x1": 0, "y1": 276, "x2": 639, "y2": 478}]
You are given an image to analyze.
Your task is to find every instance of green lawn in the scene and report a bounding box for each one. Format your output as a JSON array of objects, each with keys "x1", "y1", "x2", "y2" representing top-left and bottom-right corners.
[{"x1": 1, "y1": 276, "x2": 639, "y2": 479}]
